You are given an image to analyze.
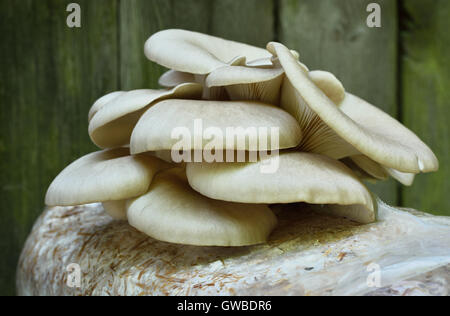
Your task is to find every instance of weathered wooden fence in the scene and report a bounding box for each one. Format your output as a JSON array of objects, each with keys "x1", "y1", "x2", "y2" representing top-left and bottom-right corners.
[{"x1": 0, "y1": 0, "x2": 448, "y2": 295}]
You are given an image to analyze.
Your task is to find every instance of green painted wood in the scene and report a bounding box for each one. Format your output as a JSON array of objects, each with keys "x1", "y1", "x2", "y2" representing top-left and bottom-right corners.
[
  {"x1": 209, "y1": 0, "x2": 275, "y2": 47},
  {"x1": 120, "y1": 0, "x2": 211, "y2": 90},
  {"x1": 401, "y1": 0, "x2": 450, "y2": 216},
  {"x1": 279, "y1": 0, "x2": 399, "y2": 205},
  {"x1": 0, "y1": 0, "x2": 119, "y2": 295}
]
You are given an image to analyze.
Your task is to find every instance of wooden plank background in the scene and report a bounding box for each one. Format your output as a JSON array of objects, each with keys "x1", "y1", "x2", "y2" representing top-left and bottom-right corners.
[
  {"x1": 0, "y1": 0, "x2": 448, "y2": 295},
  {"x1": 401, "y1": 0, "x2": 450, "y2": 214}
]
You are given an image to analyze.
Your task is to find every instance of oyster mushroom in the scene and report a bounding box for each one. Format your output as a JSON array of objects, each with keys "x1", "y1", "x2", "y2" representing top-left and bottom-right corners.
[
  {"x1": 45, "y1": 148, "x2": 166, "y2": 220},
  {"x1": 88, "y1": 91, "x2": 125, "y2": 122},
  {"x1": 127, "y1": 168, "x2": 277, "y2": 246},
  {"x1": 205, "y1": 61, "x2": 285, "y2": 105},
  {"x1": 158, "y1": 70, "x2": 196, "y2": 88},
  {"x1": 38, "y1": 29, "x2": 439, "y2": 250},
  {"x1": 384, "y1": 168, "x2": 415, "y2": 186},
  {"x1": 88, "y1": 83, "x2": 202, "y2": 148},
  {"x1": 350, "y1": 155, "x2": 389, "y2": 181},
  {"x1": 145, "y1": 29, "x2": 271, "y2": 75},
  {"x1": 130, "y1": 99, "x2": 302, "y2": 154},
  {"x1": 280, "y1": 78, "x2": 358, "y2": 159},
  {"x1": 186, "y1": 152, "x2": 376, "y2": 224},
  {"x1": 308, "y1": 70, "x2": 346, "y2": 105},
  {"x1": 268, "y1": 41, "x2": 438, "y2": 173}
]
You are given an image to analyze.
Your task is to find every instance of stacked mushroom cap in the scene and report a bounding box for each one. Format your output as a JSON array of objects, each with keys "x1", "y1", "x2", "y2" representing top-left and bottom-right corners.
[{"x1": 46, "y1": 29, "x2": 438, "y2": 247}]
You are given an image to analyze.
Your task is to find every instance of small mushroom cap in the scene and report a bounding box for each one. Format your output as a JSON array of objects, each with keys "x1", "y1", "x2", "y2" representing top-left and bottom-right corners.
[
  {"x1": 350, "y1": 155, "x2": 388, "y2": 180},
  {"x1": 88, "y1": 83, "x2": 202, "y2": 149},
  {"x1": 145, "y1": 29, "x2": 271, "y2": 75},
  {"x1": 309, "y1": 70, "x2": 345, "y2": 105},
  {"x1": 269, "y1": 42, "x2": 438, "y2": 173},
  {"x1": 186, "y1": 152, "x2": 375, "y2": 223},
  {"x1": 45, "y1": 148, "x2": 164, "y2": 206},
  {"x1": 384, "y1": 167, "x2": 415, "y2": 186},
  {"x1": 347, "y1": 155, "x2": 415, "y2": 185},
  {"x1": 158, "y1": 70, "x2": 196, "y2": 88},
  {"x1": 88, "y1": 91, "x2": 125, "y2": 122},
  {"x1": 130, "y1": 99, "x2": 302, "y2": 154},
  {"x1": 340, "y1": 157, "x2": 380, "y2": 181},
  {"x1": 102, "y1": 200, "x2": 127, "y2": 221},
  {"x1": 206, "y1": 65, "x2": 284, "y2": 88},
  {"x1": 205, "y1": 64, "x2": 285, "y2": 105},
  {"x1": 126, "y1": 168, "x2": 277, "y2": 246}
]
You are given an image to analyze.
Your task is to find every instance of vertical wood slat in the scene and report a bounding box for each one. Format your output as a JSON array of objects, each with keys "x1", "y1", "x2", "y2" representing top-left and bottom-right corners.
[
  {"x1": 279, "y1": 0, "x2": 399, "y2": 205},
  {"x1": 401, "y1": 0, "x2": 450, "y2": 215},
  {"x1": 209, "y1": 0, "x2": 275, "y2": 47},
  {"x1": 0, "y1": 0, "x2": 119, "y2": 295}
]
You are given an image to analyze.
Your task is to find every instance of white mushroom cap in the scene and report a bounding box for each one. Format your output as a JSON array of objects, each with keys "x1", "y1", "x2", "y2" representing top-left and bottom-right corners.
[
  {"x1": 350, "y1": 155, "x2": 388, "y2": 180},
  {"x1": 145, "y1": 29, "x2": 271, "y2": 75},
  {"x1": 206, "y1": 63, "x2": 284, "y2": 88},
  {"x1": 384, "y1": 167, "x2": 415, "y2": 186},
  {"x1": 130, "y1": 99, "x2": 302, "y2": 154},
  {"x1": 158, "y1": 70, "x2": 196, "y2": 88},
  {"x1": 339, "y1": 158, "x2": 377, "y2": 181},
  {"x1": 269, "y1": 42, "x2": 438, "y2": 173},
  {"x1": 88, "y1": 91, "x2": 125, "y2": 122},
  {"x1": 186, "y1": 152, "x2": 375, "y2": 223},
  {"x1": 343, "y1": 156, "x2": 415, "y2": 186},
  {"x1": 126, "y1": 168, "x2": 277, "y2": 246},
  {"x1": 88, "y1": 83, "x2": 202, "y2": 148},
  {"x1": 350, "y1": 155, "x2": 416, "y2": 186},
  {"x1": 45, "y1": 148, "x2": 164, "y2": 206}
]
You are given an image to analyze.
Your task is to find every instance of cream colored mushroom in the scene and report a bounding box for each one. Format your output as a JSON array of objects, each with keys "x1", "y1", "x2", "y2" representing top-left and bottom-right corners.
[
  {"x1": 89, "y1": 83, "x2": 202, "y2": 149},
  {"x1": 269, "y1": 41, "x2": 438, "y2": 173},
  {"x1": 308, "y1": 70, "x2": 345, "y2": 105},
  {"x1": 204, "y1": 63, "x2": 342, "y2": 107},
  {"x1": 350, "y1": 155, "x2": 389, "y2": 181},
  {"x1": 158, "y1": 57, "x2": 250, "y2": 89},
  {"x1": 126, "y1": 168, "x2": 277, "y2": 246},
  {"x1": 280, "y1": 78, "x2": 358, "y2": 159},
  {"x1": 205, "y1": 62, "x2": 285, "y2": 105},
  {"x1": 348, "y1": 155, "x2": 415, "y2": 186},
  {"x1": 45, "y1": 148, "x2": 166, "y2": 220},
  {"x1": 158, "y1": 70, "x2": 196, "y2": 88},
  {"x1": 186, "y1": 152, "x2": 376, "y2": 224},
  {"x1": 88, "y1": 91, "x2": 125, "y2": 122},
  {"x1": 130, "y1": 99, "x2": 302, "y2": 154},
  {"x1": 384, "y1": 168, "x2": 415, "y2": 186},
  {"x1": 145, "y1": 29, "x2": 271, "y2": 75}
]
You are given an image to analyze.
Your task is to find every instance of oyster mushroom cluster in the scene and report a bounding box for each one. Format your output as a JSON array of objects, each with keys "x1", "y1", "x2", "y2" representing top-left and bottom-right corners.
[{"x1": 45, "y1": 29, "x2": 438, "y2": 247}]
